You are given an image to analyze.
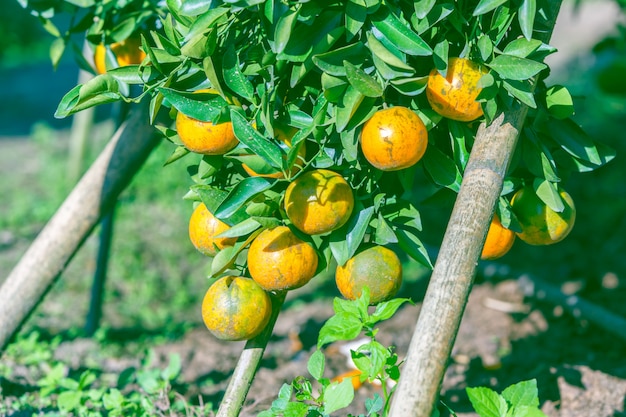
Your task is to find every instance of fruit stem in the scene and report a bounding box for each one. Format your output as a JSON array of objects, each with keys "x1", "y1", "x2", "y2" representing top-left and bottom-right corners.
[{"x1": 216, "y1": 290, "x2": 287, "y2": 417}]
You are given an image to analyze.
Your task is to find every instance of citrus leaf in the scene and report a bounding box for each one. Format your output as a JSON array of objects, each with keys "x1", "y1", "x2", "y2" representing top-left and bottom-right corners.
[
  {"x1": 473, "y1": 0, "x2": 507, "y2": 16},
  {"x1": 230, "y1": 109, "x2": 284, "y2": 169},
  {"x1": 313, "y1": 43, "x2": 369, "y2": 77},
  {"x1": 366, "y1": 31, "x2": 415, "y2": 73},
  {"x1": 545, "y1": 85, "x2": 574, "y2": 119},
  {"x1": 345, "y1": 204, "x2": 375, "y2": 261},
  {"x1": 423, "y1": 146, "x2": 463, "y2": 193},
  {"x1": 374, "y1": 213, "x2": 398, "y2": 245},
  {"x1": 533, "y1": 178, "x2": 564, "y2": 213},
  {"x1": 346, "y1": 0, "x2": 367, "y2": 41},
  {"x1": 488, "y1": 55, "x2": 546, "y2": 80},
  {"x1": 216, "y1": 218, "x2": 262, "y2": 238},
  {"x1": 214, "y1": 176, "x2": 275, "y2": 221},
  {"x1": 179, "y1": 0, "x2": 213, "y2": 16},
  {"x1": 503, "y1": 38, "x2": 542, "y2": 58},
  {"x1": 414, "y1": 0, "x2": 436, "y2": 19},
  {"x1": 413, "y1": 3, "x2": 454, "y2": 34},
  {"x1": 518, "y1": 0, "x2": 536, "y2": 41},
  {"x1": 344, "y1": 61, "x2": 383, "y2": 97},
  {"x1": 160, "y1": 88, "x2": 228, "y2": 122},
  {"x1": 389, "y1": 76, "x2": 428, "y2": 96},
  {"x1": 502, "y1": 80, "x2": 536, "y2": 108},
  {"x1": 369, "y1": 298, "x2": 412, "y2": 323},
  {"x1": 335, "y1": 84, "x2": 365, "y2": 132},
  {"x1": 433, "y1": 39, "x2": 449, "y2": 72},
  {"x1": 273, "y1": 8, "x2": 298, "y2": 55},
  {"x1": 478, "y1": 34, "x2": 494, "y2": 62},
  {"x1": 223, "y1": 46, "x2": 255, "y2": 103},
  {"x1": 394, "y1": 228, "x2": 432, "y2": 268},
  {"x1": 547, "y1": 118, "x2": 602, "y2": 165},
  {"x1": 209, "y1": 245, "x2": 238, "y2": 277},
  {"x1": 371, "y1": 6, "x2": 432, "y2": 56}
]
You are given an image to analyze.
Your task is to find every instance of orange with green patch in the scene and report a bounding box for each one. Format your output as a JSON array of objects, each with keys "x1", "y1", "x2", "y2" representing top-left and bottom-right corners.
[
  {"x1": 426, "y1": 57, "x2": 487, "y2": 122},
  {"x1": 510, "y1": 186, "x2": 576, "y2": 245},
  {"x1": 284, "y1": 169, "x2": 354, "y2": 235},
  {"x1": 360, "y1": 106, "x2": 428, "y2": 171},
  {"x1": 335, "y1": 245, "x2": 402, "y2": 305},
  {"x1": 201, "y1": 276, "x2": 271, "y2": 341},
  {"x1": 247, "y1": 226, "x2": 319, "y2": 291}
]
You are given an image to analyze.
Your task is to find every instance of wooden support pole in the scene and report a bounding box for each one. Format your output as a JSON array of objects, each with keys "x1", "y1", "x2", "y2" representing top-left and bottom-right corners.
[
  {"x1": 388, "y1": 4, "x2": 563, "y2": 415},
  {"x1": 0, "y1": 101, "x2": 156, "y2": 352}
]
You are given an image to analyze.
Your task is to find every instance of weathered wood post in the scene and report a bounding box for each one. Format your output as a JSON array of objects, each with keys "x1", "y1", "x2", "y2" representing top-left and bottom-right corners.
[
  {"x1": 0, "y1": 101, "x2": 156, "y2": 352},
  {"x1": 388, "y1": 3, "x2": 563, "y2": 415}
]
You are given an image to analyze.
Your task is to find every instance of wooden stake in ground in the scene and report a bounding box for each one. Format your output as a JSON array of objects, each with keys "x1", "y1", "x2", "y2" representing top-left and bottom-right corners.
[
  {"x1": 0, "y1": 102, "x2": 156, "y2": 352},
  {"x1": 388, "y1": 4, "x2": 563, "y2": 415}
]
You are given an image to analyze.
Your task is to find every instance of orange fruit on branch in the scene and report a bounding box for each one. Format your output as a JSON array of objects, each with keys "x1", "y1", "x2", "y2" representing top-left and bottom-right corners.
[
  {"x1": 480, "y1": 214, "x2": 515, "y2": 260},
  {"x1": 247, "y1": 226, "x2": 319, "y2": 291},
  {"x1": 242, "y1": 126, "x2": 306, "y2": 179},
  {"x1": 189, "y1": 202, "x2": 237, "y2": 256},
  {"x1": 284, "y1": 169, "x2": 355, "y2": 235},
  {"x1": 201, "y1": 276, "x2": 271, "y2": 341},
  {"x1": 175, "y1": 89, "x2": 239, "y2": 155},
  {"x1": 335, "y1": 245, "x2": 402, "y2": 305},
  {"x1": 426, "y1": 57, "x2": 487, "y2": 122},
  {"x1": 360, "y1": 106, "x2": 428, "y2": 171},
  {"x1": 94, "y1": 35, "x2": 146, "y2": 74},
  {"x1": 510, "y1": 186, "x2": 576, "y2": 245}
]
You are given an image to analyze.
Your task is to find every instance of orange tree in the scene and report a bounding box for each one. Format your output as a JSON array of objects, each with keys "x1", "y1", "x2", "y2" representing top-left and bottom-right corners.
[{"x1": 20, "y1": 0, "x2": 615, "y2": 413}]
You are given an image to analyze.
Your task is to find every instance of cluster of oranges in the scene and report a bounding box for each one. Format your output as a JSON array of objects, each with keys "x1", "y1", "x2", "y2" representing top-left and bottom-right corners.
[{"x1": 96, "y1": 42, "x2": 576, "y2": 340}]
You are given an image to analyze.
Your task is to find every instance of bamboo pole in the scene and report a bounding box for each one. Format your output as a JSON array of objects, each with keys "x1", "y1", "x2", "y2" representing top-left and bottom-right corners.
[
  {"x1": 388, "y1": 4, "x2": 563, "y2": 415},
  {"x1": 217, "y1": 291, "x2": 287, "y2": 417},
  {"x1": 0, "y1": 101, "x2": 156, "y2": 352}
]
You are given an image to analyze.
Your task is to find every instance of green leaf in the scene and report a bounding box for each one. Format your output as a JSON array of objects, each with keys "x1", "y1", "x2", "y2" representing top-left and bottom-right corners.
[
  {"x1": 191, "y1": 185, "x2": 229, "y2": 213},
  {"x1": 533, "y1": 179, "x2": 564, "y2": 213},
  {"x1": 433, "y1": 39, "x2": 449, "y2": 72},
  {"x1": 214, "y1": 176, "x2": 275, "y2": 220},
  {"x1": 283, "y1": 402, "x2": 310, "y2": 417},
  {"x1": 503, "y1": 38, "x2": 542, "y2": 58},
  {"x1": 230, "y1": 110, "x2": 284, "y2": 169},
  {"x1": 344, "y1": 61, "x2": 384, "y2": 97},
  {"x1": 217, "y1": 218, "x2": 262, "y2": 238},
  {"x1": 160, "y1": 88, "x2": 228, "y2": 122},
  {"x1": 545, "y1": 85, "x2": 574, "y2": 119},
  {"x1": 473, "y1": 0, "x2": 508, "y2": 16},
  {"x1": 307, "y1": 350, "x2": 325, "y2": 381},
  {"x1": 335, "y1": 84, "x2": 365, "y2": 132},
  {"x1": 313, "y1": 43, "x2": 369, "y2": 77},
  {"x1": 57, "y1": 391, "x2": 82, "y2": 411},
  {"x1": 501, "y1": 379, "x2": 540, "y2": 408},
  {"x1": 223, "y1": 46, "x2": 255, "y2": 103},
  {"x1": 414, "y1": 0, "x2": 436, "y2": 19},
  {"x1": 488, "y1": 55, "x2": 546, "y2": 80},
  {"x1": 394, "y1": 228, "x2": 432, "y2": 268},
  {"x1": 390, "y1": 76, "x2": 428, "y2": 96},
  {"x1": 369, "y1": 298, "x2": 412, "y2": 323},
  {"x1": 274, "y1": 8, "x2": 299, "y2": 55},
  {"x1": 54, "y1": 76, "x2": 122, "y2": 118},
  {"x1": 161, "y1": 354, "x2": 182, "y2": 381},
  {"x1": 478, "y1": 34, "x2": 494, "y2": 62},
  {"x1": 210, "y1": 245, "x2": 238, "y2": 277},
  {"x1": 547, "y1": 118, "x2": 602, "y2": 165},
  {"x1": 423, "y1": 146, "x2": 463, "y2": 193},
  {"x1": 346, "y1": 0, "x2": 367, "y2": 41},
  {"x1": 317, "y1": 312, "x2": 363, "y2": 348},
  {"x1": 344, "y1": 204, "x2": 375, "y2": 261},
  {"x1": 413, "y1": 3, "x2": 454, "y2": 35},
  {"x1": 502, "y1": 80, "x2": 536, "y2": 108},
  {"x1": 322, "y1": 379, "x2": 355, "y2": 414},
  {"x1": 366, "y1": 31, "x2": 415, "y2": 73},
  {"x1": 374, "y1": 213, "x2": 398, "y2": 245},
  {"x1": 371, "y1": 6, "x2": 432, "y2": 56},
  {"x1": 466, "y1": 386, "x2": 508, "y2": 417},
  {"x1": 522, "y1": 130, "x2": 559, "y2": 182},
  {"x1": 509, "y1": 405, "x2": 548, "y2": 417},
  {"x1": 518, "y1": 0, "x2": 536, "y2": 40},
  {"x1": 103, "y1": 388, "x2": 125, "y2": 409}
]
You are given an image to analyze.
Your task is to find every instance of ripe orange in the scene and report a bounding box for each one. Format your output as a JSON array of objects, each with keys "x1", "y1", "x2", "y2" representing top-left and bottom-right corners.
[
  {"x1": 284, "y1": 169, "x2": 354, "y2": 235},
  {"x1": 335, "y1": 246, "x2": 402, "y2": 304},
  {"x1": 480, "y1": 214, "x2": 515, "y2": 260},
  {"x1": 201, "y1": 276, "x2": 271, "y2": 341},
  {"x1": 94, "y1": 36, "x2": 146, "y2": 74},
  {"x1": 426, "y1": 57, "x2": 487, "y2": 122},
  {"x1": 360, "y1": 106, "x2": 428, "y2": 171},
  {"x1": 247, "y1": 226, "x2": 319, "y2": 291},
  {"x1": 242, "y1": 126, "x2": 306, "y2": 178},
  {"x1": 510, "y1": 186, "x2": 576, "y2": 245},
  {"x1": 188, "y1": 202, "x2": 237, "y2": 256},
  {"x1": 175, "y1": 89, "x2": 239, "y2": 155}
]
